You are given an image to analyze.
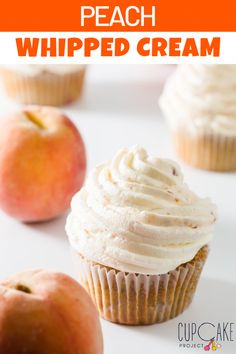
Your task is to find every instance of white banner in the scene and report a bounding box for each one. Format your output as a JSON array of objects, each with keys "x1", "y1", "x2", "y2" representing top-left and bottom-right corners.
[{"x1": 0, "y1": 32, "x2": 236, "y2": 64}]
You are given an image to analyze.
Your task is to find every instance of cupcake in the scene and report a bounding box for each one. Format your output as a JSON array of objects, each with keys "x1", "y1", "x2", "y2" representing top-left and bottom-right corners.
[
  {"x1": 159, "y1": 65, "x2": 236, "y2": 171},
  {"x1": 66, "y1": 146, "x2": 217, "y2": 325},
  {"x1": 0, "y1": 65, "x2": 86, "y2": 106}
]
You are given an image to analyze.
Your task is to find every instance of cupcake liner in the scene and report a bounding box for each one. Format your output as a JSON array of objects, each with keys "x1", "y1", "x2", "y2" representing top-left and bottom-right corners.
[
  {"x1": 173, "y1": 132, "x2": 236, "y2": 171},
  {"x1": 1, "y1": 68, "x2": 86, "y2": 106},
  {"x1": 72, "y1": 246, "x2": 209, "y2": 325}
]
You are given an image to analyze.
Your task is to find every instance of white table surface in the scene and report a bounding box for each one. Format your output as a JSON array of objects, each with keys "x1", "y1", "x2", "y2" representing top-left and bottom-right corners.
[{"x1": 0, "y1": 65, "x2": 235, "y2": 354}]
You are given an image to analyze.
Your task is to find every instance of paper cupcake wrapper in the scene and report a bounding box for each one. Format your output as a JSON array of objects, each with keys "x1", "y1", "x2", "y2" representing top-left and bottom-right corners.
[
  {"x1": 1, "y1": 68, "x2": 86, "y2": 106},
  {"x1": 72, "y1": 246, "x2": 209, "y2": 325},
  {"x1": 173, "y1": 132, "x2": 236, "y2": 171}
]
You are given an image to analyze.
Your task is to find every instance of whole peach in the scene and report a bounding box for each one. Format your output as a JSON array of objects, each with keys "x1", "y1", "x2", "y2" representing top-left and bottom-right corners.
[
  {"x1": 0, "y1": 106, "x2": 86, "y2": 222},
  {"x1": 0, "y1": 269, "x2": 103, "y2": 354}
]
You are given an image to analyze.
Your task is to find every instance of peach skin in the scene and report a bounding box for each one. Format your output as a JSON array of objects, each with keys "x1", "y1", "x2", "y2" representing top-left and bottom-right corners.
[
  {"x1": 0, "y1": 106, "x2": 86, "y2": 222},
  {"x1": 0, "y1": 269, "x2": 103, "y2": 354}
]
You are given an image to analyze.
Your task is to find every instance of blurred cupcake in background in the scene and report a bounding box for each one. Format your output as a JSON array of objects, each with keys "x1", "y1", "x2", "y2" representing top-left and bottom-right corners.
[
  {"x1": 0, "y1": 65, "x2": 86, "y2": 106},
  {"x1": 159, "y1": 65, "x2": 236, "y2": 171},
  {"x1": 66, "y1": 146, "x2": 217, "y2": 325}
]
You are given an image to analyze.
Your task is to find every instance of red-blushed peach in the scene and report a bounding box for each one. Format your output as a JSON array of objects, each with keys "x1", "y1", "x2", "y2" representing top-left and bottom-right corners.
[
  {"x1": 0, "y1": 269, "x2": 103, "y2": 354},
  {"x1": 0, "y1": 106, "x2": 86, "y2": 222}
]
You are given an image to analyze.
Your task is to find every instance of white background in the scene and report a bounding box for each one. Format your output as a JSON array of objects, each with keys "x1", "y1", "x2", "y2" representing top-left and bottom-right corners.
[{"x1": 0, "y1": 65, "x2": 235, "y2": 353}]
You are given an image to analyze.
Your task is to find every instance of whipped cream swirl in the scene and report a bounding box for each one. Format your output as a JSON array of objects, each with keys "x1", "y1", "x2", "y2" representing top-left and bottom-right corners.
[
  {"x1": 66, "y1": 146, "x2": 216, "y2": 274},
  {"x1": 159, "y1": 64, "x2": 236, "y2": 136}
]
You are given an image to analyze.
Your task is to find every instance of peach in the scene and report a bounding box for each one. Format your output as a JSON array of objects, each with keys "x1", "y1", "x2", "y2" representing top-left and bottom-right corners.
[
  {"x1": 0, "y1": 269, "x2": 103, "y2": 354},
  {"x1": 0, "y1": 106, "x2": 86, "y2": 222}
]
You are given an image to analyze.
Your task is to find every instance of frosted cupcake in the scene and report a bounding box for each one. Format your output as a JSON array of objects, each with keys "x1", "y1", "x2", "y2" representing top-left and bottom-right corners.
[
  {"x1": 66, "y1": 146, "x2": 216, "y2": 325},
  {"x1": 159, "y1": 65, "x2": 236, "y2": 171},
  {"x1": 0, "y1": 65, "x2": 86, "y2": 106}
]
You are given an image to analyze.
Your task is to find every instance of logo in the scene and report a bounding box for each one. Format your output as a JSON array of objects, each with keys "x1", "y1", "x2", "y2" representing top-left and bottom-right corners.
[
  {"x1": 203, "y1": 338, "x2": 221, "y2": 351},
  {"x1": 177, "y1": 322, "x2": 235, "y2": 351}
]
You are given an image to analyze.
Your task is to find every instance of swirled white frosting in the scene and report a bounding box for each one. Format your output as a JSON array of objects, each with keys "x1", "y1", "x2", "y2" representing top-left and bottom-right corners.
[
  {"x1": 66, "y1": 146, "x2": 216, "y2": 275},
  {"x1": 159, "y1": 65, "x2": 236, "y2": 136},
  {"x1": 2, "y1": 65, "x2": 85, "y2": 76}
]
